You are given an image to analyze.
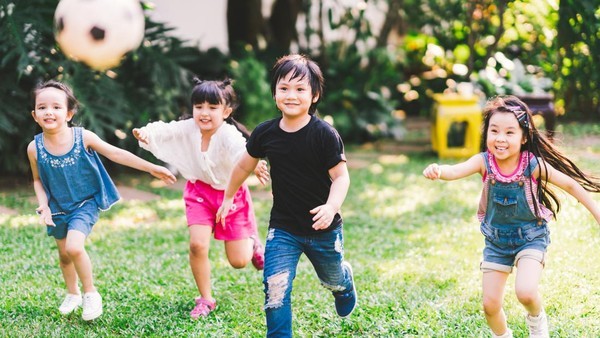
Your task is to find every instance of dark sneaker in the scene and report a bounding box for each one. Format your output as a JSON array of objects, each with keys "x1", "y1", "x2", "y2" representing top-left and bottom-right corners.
[
  {"x1": 250, "y1": 235, "x2": 264, "y2": 270},
  {"x1": 334, "y1": 261, "x2": 357, "y2": 318}
]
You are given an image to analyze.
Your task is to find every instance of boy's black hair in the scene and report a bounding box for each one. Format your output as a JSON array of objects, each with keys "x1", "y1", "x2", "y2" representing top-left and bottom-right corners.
[{"x1": 270, "y1": 54, "x2": 324, "y2": 115}]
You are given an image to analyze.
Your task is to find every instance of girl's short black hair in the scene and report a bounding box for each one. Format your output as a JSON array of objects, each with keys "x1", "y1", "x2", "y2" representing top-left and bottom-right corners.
[
  {"x1": 190, "y1": 78, "x2": 239, "y2": 111},
  {"x1": 190, "y1": 78, "x2": 250, "y2": 138},
  {"x1": 270, "y1": 54, "x2": 324, "y2": 114}
]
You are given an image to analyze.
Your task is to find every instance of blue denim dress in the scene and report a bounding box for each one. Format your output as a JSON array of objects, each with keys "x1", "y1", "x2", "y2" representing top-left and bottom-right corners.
[
  {"x1": 35, "y1": 127, "x2": 120, "y2": 215},
  {"x1": 479, "y1": 152, "x2": 550, "y2": 270}
]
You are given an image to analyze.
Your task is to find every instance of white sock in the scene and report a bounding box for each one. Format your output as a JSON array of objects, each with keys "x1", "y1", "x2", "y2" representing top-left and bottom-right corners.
[{"x1": 528, "y1": 309, "x2": 546, "y2": 321}]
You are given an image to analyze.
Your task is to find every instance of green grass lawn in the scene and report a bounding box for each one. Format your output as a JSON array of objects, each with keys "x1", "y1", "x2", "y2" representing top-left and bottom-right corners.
[{"x1": 1, "y1": 123, "x2": 599, "y2": 337}]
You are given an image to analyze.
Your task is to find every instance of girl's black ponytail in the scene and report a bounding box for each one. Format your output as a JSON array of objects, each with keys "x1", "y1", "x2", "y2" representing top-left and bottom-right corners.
[{"x1": 226, "y1": 116, "x2": 251, "y2": 140}]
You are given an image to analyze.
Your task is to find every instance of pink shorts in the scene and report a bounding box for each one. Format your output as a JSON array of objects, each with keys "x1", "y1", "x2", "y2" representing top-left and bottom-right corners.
[{"x1": 183, "y1": 180, "x2": 257, "y2": 241}]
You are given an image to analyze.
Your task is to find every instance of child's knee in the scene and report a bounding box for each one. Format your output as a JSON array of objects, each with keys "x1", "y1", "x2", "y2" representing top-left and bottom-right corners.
[
  {"x1": 227, "y1": 256, "x2": 247, "y2": 269},
  {"x1": 265, "y1": 271, "x2": 290, "y2": 309},
  {"x1": 58, "y1": 251, "x2": 72, "y2": 265},
  {"x1": 189, "y1": 240, "x2": 209, "y2": 256},
  {"x1": 515, "y1": 287, "x2": 539, "y2": 306},
  {"x1": 482, "y1": 295, "x2": 503, "y2": 315},
  {"x1": 65, "y1": 244, "x2": 85, "y2": 258}
]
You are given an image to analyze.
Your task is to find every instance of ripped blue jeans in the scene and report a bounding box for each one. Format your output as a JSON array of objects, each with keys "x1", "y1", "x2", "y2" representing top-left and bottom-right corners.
[{"x1": 263, "y1": 227, "x2": 351, "y2": 337}]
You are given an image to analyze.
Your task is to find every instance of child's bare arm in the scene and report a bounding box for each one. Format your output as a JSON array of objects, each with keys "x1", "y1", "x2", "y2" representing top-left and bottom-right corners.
[
  {"x1": 423, "y1": 154, "x2": 484, "y2": 181},
  {"x1": 27, "y1": 141, "x2": 55, "y2": 226},
  {"x1": 254, "y1": 159, "x2": 270, "y2": 186},
  {"x1": 540, "y1": 161, "x2": 600, "y2": 224},
  {"x1": 217, "y1": 152, "x2": 259, "y2": 226},
  {"x1": 83, "y1": 130, "x2": 176, "y2": 185},
  {"x1": 310, "y1": 161, "x2": 350, "y2": 230}
]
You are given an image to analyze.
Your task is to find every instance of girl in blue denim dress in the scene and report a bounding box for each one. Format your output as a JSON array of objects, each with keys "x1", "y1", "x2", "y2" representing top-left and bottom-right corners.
[
  {"x1": 423, "y1": 95, "x2": 600, "y2": 338},
  {"x1": 27, "y1": 80, "x2": 176, "y2": 321}
]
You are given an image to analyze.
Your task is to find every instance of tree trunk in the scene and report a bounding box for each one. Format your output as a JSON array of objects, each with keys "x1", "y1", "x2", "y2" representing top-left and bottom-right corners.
[
  {"x1": 376, "y1": 0, "x2": 404, "y2": 47},
  {"x1": 227, "y1": 0, "x2": 263, "y2": 56},
  {"x1": 267, "y1": 0, "x2": 302, "y2": 55}
]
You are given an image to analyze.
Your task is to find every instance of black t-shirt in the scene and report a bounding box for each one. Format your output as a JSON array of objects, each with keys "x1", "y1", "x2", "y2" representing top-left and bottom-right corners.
[{"x1": 247, "y1": 115, "x2": 346, "y2": 235}]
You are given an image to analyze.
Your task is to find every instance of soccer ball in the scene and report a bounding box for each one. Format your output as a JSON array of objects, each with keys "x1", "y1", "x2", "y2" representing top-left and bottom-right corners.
[{"x1": 54, "y1": 0, "x2": 145, "y2": 70}]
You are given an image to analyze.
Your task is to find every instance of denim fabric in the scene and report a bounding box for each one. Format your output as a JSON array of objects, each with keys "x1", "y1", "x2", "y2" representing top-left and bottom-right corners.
[
  {"x1": 263, "y1": 227, "x2": 353, "y2": 337},
  {"x1": 480, "y1": 154, "x2": 550, "y2": 271},
  {"x1": 47, "y1": 199, "x2": 99, "y2": 239},
  {"x1": 35, "y1": 127, "x2": 120, "y2": 213}
]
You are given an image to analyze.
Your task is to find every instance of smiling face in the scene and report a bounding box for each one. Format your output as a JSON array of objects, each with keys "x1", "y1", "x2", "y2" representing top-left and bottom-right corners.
[
  {"x1": 32, "y1": 87, "x2": 74, "y2": 132},
  {"x1": 274, "y1": 72, "x2": 319, "y2": 120},
  {"x1": 486, "y1": 111, "x2": 526, "y2": 162},
  {"x1": 192, "y1": 100, "x2": 232, "y2": 136}
]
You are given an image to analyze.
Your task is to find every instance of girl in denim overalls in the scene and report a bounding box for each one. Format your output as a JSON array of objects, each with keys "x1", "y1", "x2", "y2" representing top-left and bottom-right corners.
[
  {"x1": 27, "y1": 81, "x2": 176, "y2": 321},
  {"x1": 424, "y1": 95, "x2": 600, "y2": 338}
]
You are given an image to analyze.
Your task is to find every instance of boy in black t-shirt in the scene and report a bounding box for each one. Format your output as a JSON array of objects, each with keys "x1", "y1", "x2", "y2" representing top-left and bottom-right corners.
[{"x1": 217, "y1": 54, "x2": 357, "y2": 337}]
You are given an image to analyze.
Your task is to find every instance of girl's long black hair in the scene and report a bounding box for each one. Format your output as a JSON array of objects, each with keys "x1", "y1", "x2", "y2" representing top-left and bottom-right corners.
[
  {"x1": 481, "y1": 95, "x2": 600, "y2": 219},
  {"x1": 190, "y1": 78, "x2": 250, "y2": 139}
]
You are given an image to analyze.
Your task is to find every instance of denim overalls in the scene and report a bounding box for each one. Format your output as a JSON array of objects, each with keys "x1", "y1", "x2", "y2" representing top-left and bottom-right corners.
[{"x1": 479, "y1": 152, "x2": 551, "y2": 272}]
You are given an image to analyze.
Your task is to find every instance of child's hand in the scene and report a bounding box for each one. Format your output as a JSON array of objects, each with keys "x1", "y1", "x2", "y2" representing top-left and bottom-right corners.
[
  {"x1": 310, "y1": 204, "x2": 336, "y2": 230},
  {"x1": 35, "y1": 206, "x2": 55, "y2": 226},
  {"x1": 216, "y1": 198, "x2": 234, "y2": 228},
  {"x1": 151, "y1": 165, "x2": 177, "y2": 185},
  {"x1": 132, "y1": 128, "x2": 149, "y2": 144},
  {"x1": 254, "y1": 160, "x2": 270, "y2": 186},
  {"x1": 423, "y1": 163, "x2": 443, "y2": 180}
]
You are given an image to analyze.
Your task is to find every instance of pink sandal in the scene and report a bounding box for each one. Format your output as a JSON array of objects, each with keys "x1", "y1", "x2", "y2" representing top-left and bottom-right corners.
[
  {"x1": 190, "y1": 297, "x2": 216, "y2": 319},
  {"x1": 250, "y1": 235, "x2": 265, "y2": 270}
]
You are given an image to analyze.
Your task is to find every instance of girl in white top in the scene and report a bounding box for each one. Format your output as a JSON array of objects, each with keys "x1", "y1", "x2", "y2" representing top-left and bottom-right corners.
[{"x1": 133, "y1": 79, "x2": 266, "y2": 318}]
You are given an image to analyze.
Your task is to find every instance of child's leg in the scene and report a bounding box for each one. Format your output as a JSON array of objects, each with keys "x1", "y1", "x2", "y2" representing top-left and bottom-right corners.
[
  {"x1": 514, "y1": 256, "x2": 544, "y2": 315},
  {"x1": 189, "y1": 225, "x2": 214, "y2": 301},
  {"x1": 482, "y1": 270, "x2": 510, "y2": 335},
  {"x1": 55, "y1": 238, "x2": 80, "y2": 294},
  {"x1": 217, "y1": 183, "x2": 263, "y2": 270},
  {"x1": 516, "y1": 256, "x2": 549, "y2": 337},
  {"x1": 263, "y1": 228, "x2": 302, "y2": 337},
  {"x1": 224, "y1": 238, "x2": 254, "y2": 268},
  {"x1": 303, "y1": 227, "x2": 356, "y2": 317},
  {"x1": 304, "y1": 228, "x2": 349, "y2": 289},
  {"x1": 65, "y1": 230, "x2": 96, "y2": 293}
]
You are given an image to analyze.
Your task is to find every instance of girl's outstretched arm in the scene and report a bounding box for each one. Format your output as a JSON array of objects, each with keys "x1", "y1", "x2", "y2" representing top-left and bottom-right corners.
[
  {"x1": 423, "y1": 153, "x2": 485, "y2": 181},
  {"x1": 538, "y1": 160, "x2": 600, "y2": 224},
  {"x1": 27, "y1": 141, "x2": 55, "y2": 226},
  {"x1": 83, "y1": 130, "x2": 176, "y2": 185}
]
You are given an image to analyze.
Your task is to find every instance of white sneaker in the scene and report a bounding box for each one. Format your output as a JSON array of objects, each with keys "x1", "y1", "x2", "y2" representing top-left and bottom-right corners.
[
  {"x1": 82, "y1": 291, "x2": 103, "y2": 321},
  {"x1": 58, "y1": 293, "x2": 82, "y2": 315},
  {"x1": 526, "y1": 310, "x2": 549, "y2": 338}
]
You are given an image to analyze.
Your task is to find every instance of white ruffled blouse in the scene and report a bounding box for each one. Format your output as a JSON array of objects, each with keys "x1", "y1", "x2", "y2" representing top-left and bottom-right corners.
[{"x1": 137, "y1": 119, "x2": 246, "y2": 190}]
